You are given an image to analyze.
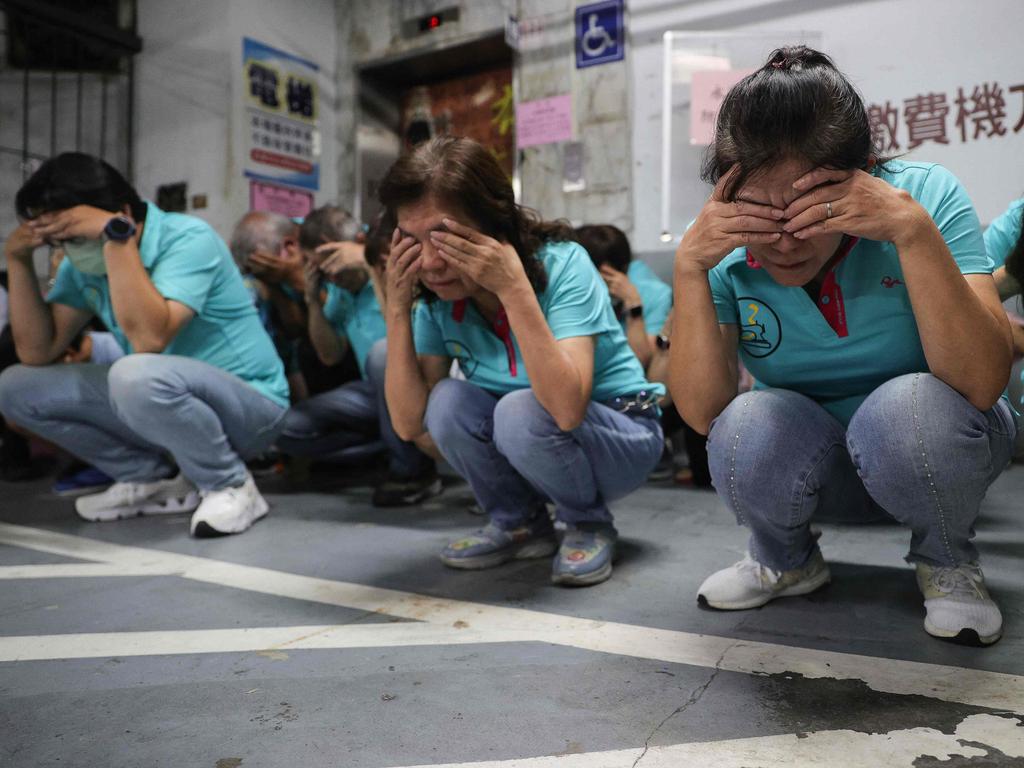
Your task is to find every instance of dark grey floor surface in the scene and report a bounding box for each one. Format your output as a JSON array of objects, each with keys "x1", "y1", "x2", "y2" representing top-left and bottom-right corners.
[{"x1": 1, "y1": 464, "x2": 1022, "y2": 767}]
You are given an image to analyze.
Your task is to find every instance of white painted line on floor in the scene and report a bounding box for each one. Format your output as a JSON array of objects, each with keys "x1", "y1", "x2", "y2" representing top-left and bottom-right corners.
[
  {"x1": 0, "y1": 622, "x2": 498, "y2": 662},
  {"x1": 1, "y1": 522, "x2": 1022, "y2": 713},
  {"x1": 0, "y1": 563, "x2": 176, "y2": 579},
  {"x1": 392, "y1": 713, "x2": 1024, "y2": 768}
]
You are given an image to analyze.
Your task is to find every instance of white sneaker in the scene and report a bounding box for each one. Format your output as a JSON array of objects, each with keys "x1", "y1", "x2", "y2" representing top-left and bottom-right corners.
[
  {"x1": 75, "y1": 474, "x2": 200, "y2": 522},
  {"x1": 189, "y1": 474, "x2": 268, "y2": 538},
  {"x1": 916, "y1": 562, "x2": 1002, "y2": 646},
  {"x1": 697, "y1": 549, "x2": 831, "y2": 610}
]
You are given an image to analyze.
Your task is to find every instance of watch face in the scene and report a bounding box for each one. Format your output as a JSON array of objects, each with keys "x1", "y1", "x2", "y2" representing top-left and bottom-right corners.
[
  {"x1": 105, "y1": 216, "x2": 135, "y2": 240},
  {"x1": 656, "y1": 334, "x2": 671, "y2": 350}
]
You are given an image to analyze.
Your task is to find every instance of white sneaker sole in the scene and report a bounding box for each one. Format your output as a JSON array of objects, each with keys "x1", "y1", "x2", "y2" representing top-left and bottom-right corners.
[
  {"x1": 190, "y1": 495, "x2": 270, "y2": 537},
  {"x1": 699, "y1": 567, "x2": 832, "y2": 611},
  {"x1": 923, "y1": 618, "x2": 1002, "y2": 646},
  {"x1": 75, "y1": 491, "x2": 201, "y2": 522}
]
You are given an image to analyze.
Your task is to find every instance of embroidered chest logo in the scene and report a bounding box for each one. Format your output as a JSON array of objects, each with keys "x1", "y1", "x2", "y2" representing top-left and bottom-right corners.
[
  {"x1": 736, "y1": 296, "x2": 781, "y2": 358},
  {"x1": 443, "y1": 340, "x2": 479, "y2": 377},
  {"x1": 880, "y1": 276, "x2": 904, "y2": 288}
]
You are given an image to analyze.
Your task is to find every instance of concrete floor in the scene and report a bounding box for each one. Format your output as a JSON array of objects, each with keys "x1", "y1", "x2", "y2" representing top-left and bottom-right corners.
[{"x1": 1, "y1": 463, "x2": 1022, "y2": 767}]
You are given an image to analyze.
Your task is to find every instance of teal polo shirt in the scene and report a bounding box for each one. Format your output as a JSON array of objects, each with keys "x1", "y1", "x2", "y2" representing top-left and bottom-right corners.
[
  {"x1": 984, "y1": 198, "x2": 1023, "y2": 268},
  {"x1": 48, "y1": 202, "x2": 289, "y2": 407},
  {"x1": 322, "y1": 279, "x2": 387, "y2": 378},
  {"x1": 709, "y1": 161, "x2": 991, "y2": 427},
  {"x1": 413, "y1": 240, "x2": 663, "y2": 402},
  {"x1": 626, "y1": 260, "x2": 672, "y2": 335}
]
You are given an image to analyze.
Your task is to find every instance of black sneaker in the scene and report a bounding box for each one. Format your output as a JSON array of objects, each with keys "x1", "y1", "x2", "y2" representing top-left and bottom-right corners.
[
  {"x1": 372, "y1": 468, "x2": 443, "y2": 507},
  {"x1": 647, "y1": 438, "x2": 675, "y2": 482}
]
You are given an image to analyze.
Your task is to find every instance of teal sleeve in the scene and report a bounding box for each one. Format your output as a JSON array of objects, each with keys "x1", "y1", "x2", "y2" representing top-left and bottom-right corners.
[
  {"x1": 637, "y1": 279, "x2": 672, "y2": 335},
  {"x1": 708, "y1": 256, "x2": 740, "y2": 324},
  {"x1": 147, "y1": 227, "x2": 223, "y2": 312},
  {"x1": 984, "y1": 199, "x2": 1024, "y2": 269},
  {"x1": 543, "y1": 245, "x2": 618, "y2": 340},
  {"x1": 322, "y1": 284, "x2": 349, "y2": 338},
  {"x1": 919, "y1": 165, "x2": 991, "y2": 275},
  {"x1": 46, "y1": 259, "x2": 90, "y2": 311},
  {"x1": 412, "y1": 301, "x2": 446, "y2": 356}
]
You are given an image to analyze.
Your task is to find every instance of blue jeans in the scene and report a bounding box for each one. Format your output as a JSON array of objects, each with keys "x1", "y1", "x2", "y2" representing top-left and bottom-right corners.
[
  {"x1": 0, "y1": 354, "x2": 287, "y2": 491},
  {"x1": 706, "y1": 373, "x2": 1017, "y2": 571},
  {"x1": 276, "y1": 339, "x2": 430, "y2": 478},
  {"x1": 424, "y1": 379, "x2": 663, "y2": 529}
]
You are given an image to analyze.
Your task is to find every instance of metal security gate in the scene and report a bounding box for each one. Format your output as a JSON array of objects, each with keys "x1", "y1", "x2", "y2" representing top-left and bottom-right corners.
[{"x1": 0, "y1": 0, "x2": 140, "y2": 245}]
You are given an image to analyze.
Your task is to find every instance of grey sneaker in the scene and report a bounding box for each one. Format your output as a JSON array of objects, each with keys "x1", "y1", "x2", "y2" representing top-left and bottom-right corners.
[
  {"x1": 916, "y1": 562, "x2": 1002, "y2": 646},
  {"x1": 440, "y1": 519, "x2": 557, "y2": 570},
  {"x1": 698, "y1": 549, "x2": 831, "y2": 610},
  {"x1": 551, "y1": 525, "x2": 617, "y2": 587}
]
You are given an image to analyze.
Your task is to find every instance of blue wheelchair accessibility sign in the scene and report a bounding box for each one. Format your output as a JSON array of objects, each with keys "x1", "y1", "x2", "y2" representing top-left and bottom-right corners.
[{"x1": 575, "y1": 0, "x2": 624, "y2": 69}]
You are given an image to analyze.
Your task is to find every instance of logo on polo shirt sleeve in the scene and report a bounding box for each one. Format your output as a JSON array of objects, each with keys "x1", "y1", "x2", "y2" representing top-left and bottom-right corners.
[{"x1": 736, "y1": 296, "x2": 781, "y2": 358}]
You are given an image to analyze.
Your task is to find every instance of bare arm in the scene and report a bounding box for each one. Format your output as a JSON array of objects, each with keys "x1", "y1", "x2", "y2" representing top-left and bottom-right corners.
[
  {"x1": 500, "y1": 284, "x2": 595, "y2": 430},
  {"x1": 993, "y1": 266, "x2": 1020, "y2": 302},
  {"x1": 785, "y1": 169, "x2": 1011, "y2": 411},
  {"x1": 4, "y1": 224, "x2": 91, "y2": 364},
  {"x1": 669, "y1": 266, "x2": 739, "y2": 434}
]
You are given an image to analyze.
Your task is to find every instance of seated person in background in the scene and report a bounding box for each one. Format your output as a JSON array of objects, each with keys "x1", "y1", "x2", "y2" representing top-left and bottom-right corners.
[
  {"x1": 0, "y1": 152, "x2": 289, "y2": 536},
  {"x1": 230, "y1": 211, "x2": 309, "y2": 401},
  {"x1": 670, "y1": 47, "x2": 1014, "y2": 645},
  {"x1": 574, "y1": 224, "x2": 709, "y2": 486},
  {"x1": 986, "y1": 200, "x2": 1024, "y2": 356},
  {"x1": 380, "y1": 136, "x2": 664, "y2": 587},
  {"x1": 277, "y1": 208, "x2": 442, "y2": 506},
  {"x1": 574, "y1": 224, "x2": 671, "y2": 370}
]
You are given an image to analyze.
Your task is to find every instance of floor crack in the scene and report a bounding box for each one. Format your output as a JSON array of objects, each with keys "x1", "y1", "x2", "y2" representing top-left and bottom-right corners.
[{"x1": 631, "y1": 643, "x2": 735, "y2": 768}]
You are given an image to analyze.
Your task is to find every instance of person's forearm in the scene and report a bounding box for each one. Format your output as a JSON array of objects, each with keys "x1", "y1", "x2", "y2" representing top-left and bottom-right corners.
[
  {"x1": 384, "y1": 308, "x2": 430, "y2": 441},
  {"x1": 7, "y1": 258, "x2": 59, "y2": 364},
  {"x1": 307, "y1": 302, "x2": 347, "y2": 366},
  {"x1": 266, "y1": 285, "x2": 307, "y2": 338},
  {"x1": 501, "y1": 285, "x2": 589, "y2": 430},
  {"x1": 898, "y1": 216, "x2": 1011, "y2": 409},
  {"x1": 105, "y1": 241, "x2": 175, "y2": 352},
  {"x1": 994, "y1": 266, "x2": 1021, "y2": 302},
  {"x1": 669, "y1": 267, "x2": 737, "y2": 434},
  {"x1": 624, "y1": 316, "x2": 653, "y2": 368}
]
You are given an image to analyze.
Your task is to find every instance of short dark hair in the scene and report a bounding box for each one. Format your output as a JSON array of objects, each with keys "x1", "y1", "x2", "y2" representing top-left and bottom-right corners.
[
  {"x1": 702, "y1": 46, "x2": 887, "y2": 200},
  {"x1": 299, "y1": 205, "x2": 361, "y2": 251},
  {"x1": 16, "y1": 152, "x2": 146, "y2": 222},
  {"x1": 379, "y1": 136, "x2": 575, "y2": 299},
  {"x1": 364, "y1": 209, "x2": 396, "y2": 269},
  {"x1": 574, "y1": 224, "x2": 632, "y2": 273}
]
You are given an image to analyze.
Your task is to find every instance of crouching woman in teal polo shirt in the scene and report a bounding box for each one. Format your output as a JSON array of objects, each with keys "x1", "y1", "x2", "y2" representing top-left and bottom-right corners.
[
  {"x1": 0, "y1": 153, "x2": 289, "y2": 537},
  {"x1": 379, "y1": 136, "x2": 664, "y2": 587},
  {"x1": 670, "y1": 47, "x2": 1015, "y2": 644}
]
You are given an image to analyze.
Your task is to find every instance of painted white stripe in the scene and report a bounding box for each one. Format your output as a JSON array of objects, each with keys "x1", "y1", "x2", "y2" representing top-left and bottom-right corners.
[
  {"x1": 392, "y1": 714, "x2": 1024, "y2": 768},
  {"x1": 0, "y1": 623, "x2": 498, "y2": 662},
  {"x1": 1, "y1": 522, "x2": 1022, "y2": 713},
  {"x1": 0, "y1": 563, "x2": 176, "y2": 579}
]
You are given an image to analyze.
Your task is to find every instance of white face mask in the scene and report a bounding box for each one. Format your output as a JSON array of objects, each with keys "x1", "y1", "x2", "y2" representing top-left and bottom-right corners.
[{"x1": 63, "y1": 238, "x2": 107, "y2": 276}]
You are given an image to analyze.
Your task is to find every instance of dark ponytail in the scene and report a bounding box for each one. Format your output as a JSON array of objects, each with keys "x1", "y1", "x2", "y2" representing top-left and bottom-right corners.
[{"x1": 702, "y1": 46, "x2": 886, "y2": 200}]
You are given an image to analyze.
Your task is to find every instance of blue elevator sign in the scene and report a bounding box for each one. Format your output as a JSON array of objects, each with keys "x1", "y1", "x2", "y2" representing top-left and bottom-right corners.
[{"x1": 575, "y1": 0, "x2": 625, "y2": 69}]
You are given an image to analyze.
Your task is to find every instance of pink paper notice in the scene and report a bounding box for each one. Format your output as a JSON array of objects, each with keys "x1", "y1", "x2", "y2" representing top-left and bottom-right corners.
[
  {"x1": 516, "y1": 94, "x2": 574, "y2": 148},
  {"x1": 250, "y1": 180, "x2": 314, "y2": 219},
  {"x1": 690, "y1": 69, "x2": 755, "y2": 145}
]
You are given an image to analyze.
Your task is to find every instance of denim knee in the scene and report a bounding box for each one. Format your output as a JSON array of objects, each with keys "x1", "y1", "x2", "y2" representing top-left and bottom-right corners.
[
  {"x1": 846, "y1": 373, "x2": 981, "y2": 481},
  {"x1": 365, "y1": 338, "x2": 387, "y2": 388},
  {"x1": 492, "y1": 389, "x2": 557, "y2": 462},
  {"x1": 0, "y1": 364, "x2": 44, "y2": 423},
  {"x1": 107, "y1": 354, "x2": 180, "y2": 421},
  {"x1": 424, "y1": 378, "x2": 479, "y2": 450}
]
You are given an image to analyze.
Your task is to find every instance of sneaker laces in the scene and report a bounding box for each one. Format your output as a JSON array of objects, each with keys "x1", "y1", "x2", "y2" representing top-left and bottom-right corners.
[{"x1": 928, "y1": 564, "x2": 987, "y2": 601}]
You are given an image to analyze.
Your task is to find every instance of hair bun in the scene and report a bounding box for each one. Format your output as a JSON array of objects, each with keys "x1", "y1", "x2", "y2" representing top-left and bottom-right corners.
[{"x1": 766, "y1": 45, "x2": 832, "y2": 72}]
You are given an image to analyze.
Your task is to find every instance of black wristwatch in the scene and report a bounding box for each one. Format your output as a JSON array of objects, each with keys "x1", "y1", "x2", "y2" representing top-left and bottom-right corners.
[
  {"x1": 103, "y1": 215, "x2": 136, "y2": 242},
  {"x1": 626, "y1": 304, "x2": 644, "y2": 319},
  {"x1": 656, "y1": 334, "x2": 671, "y2": 350}
]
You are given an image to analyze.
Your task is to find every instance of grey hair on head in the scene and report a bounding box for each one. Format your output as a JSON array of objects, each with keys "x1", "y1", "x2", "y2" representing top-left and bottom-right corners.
[{"x1": 229, "y1": 210, "x2": 298, "y2": 267}]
